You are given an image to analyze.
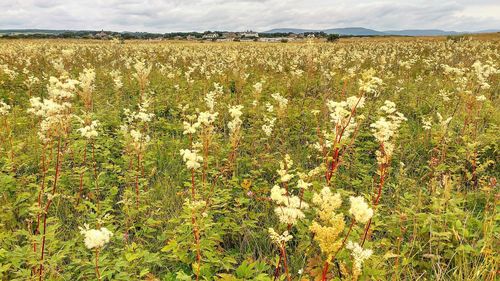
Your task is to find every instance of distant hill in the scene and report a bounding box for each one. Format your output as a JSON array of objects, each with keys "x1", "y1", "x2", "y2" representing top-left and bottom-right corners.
[
  {"x1": 0, "y1": 29, "x2": 72, "y2": 34},
  {"x1": 263, "y1": 27, "x2": 499, "y2": 36},
  {"x1": 382, "y1": 29, "x2": 460, "y2": 36},
  {"x1": 323, "y1": 27, "x2": 385, "y2": 35},
  {"x1": 263, "y1": 28, "x2": 319, "y2": 34}
]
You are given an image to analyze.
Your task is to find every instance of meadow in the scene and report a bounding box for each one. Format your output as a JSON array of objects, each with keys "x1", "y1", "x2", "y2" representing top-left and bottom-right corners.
[{"x1": 0, "y1": 36, "x2": 498, "y2": 280}]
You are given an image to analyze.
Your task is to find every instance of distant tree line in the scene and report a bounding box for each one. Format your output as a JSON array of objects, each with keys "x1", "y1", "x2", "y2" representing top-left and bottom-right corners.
[{"x1": 0, "y1": 30, "x2": 345, "y2": 41}]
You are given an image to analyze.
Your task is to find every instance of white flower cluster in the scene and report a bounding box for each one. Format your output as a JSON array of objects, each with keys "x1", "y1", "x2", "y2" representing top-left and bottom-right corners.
[
  {"x1": 228, "y1": 105, "x2": 244, "y2": 135},
  {"x1": 79, "y1": 224, "x2": 113, "y2": 250},
  {"x1": 184, "y1": 198, "x2": 206, "y2": 211},
  {"x1": 312, "y1": 186, "x2": 342, "y2": 213},
  {"x1": 270, "y1": 155, "x2": 309, "y2": 225},
  {"x1": 271, "y1": 92, "x2": 288, "y2": 110},
  {"x1": 110, "y1": 70, "x2": 123, "y2": 90},
  {"x1": 270, "y1": 185, "x2": 309, "y2": 225},
  {"x1": 326, "y1": 95, "x2": 365, "y2": 139},
  {"x1": 268, "y1": 228, "x2": 293, "y2": 245},
  {"x1": 28, "y1": 76, "x2": 79, "y2": 142},
  {"x1": 421, "y1": 116, "x2": 432, "y2": 130},
  {"x1": 0, "y1": 100, "x2": 11, "y2": 116},
  {"x1": 359, "y1": 70, "x2": 383, "y2": 96},
  {"x1": 346, "y1": 241, "x2": 373, "y2": 273},
  {"x1": 180, "y1": 149, "x2": 203, "y2": 170},
  {"x1": 77, "y1": 120, "x2": 100, "y2": 139},
  {"x1": 132, "y1": 60, "x2": 152, "y2": 86},
  {"x1": 436, "y1": 113, "x2": 452, "y2": 128},
  {"x1": 471, "y1": 60, "x2": 499, "y2": 90},
  {"x1": 262, "y1": 116, "x2": 276, "y2": 137},
  {"x1": 476, "y1": 95, "x2": 487, "y2": 102},
  {"x1": 348, "y1": 196, "x2": 373, "y2": 224},
  {"x1": 197, "y1": 111, "x2": 219, "y2": 126},
  {"x1": 120, "y1": 98, "x2": 154, "y2": 151},
  {"x1": 297, "y1": 178, "x2": 312, "y2": 190},
  {"x1": 0, "y1": 64, "x2": 18, "y2": 79},
  {"x1": 183, "y1": 120, "x2": 200, "y2": 135},
  {"x1": 253, "y1": 82, "x2": 263, "y2": 94},
  {"x1": 370, "y1": 100, "x2": 406, "y2": 163},
  {"x1": 78, "y1": 68, "x2": 96, "y2": 94},
  {"x1": 276, "y1": 154, "x2": 294, "y2": 183},
  {"x1": 205, "y1": 83, "x2": 224, "y2": 111}
]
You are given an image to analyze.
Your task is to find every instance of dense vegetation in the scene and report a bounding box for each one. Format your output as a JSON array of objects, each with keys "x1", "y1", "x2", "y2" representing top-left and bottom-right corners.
[{"x1": 0, "y1": 37, "x2": 498, "y2": 280}]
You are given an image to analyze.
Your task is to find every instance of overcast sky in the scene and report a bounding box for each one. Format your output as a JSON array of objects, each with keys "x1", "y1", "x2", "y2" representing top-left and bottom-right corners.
[{"x1": 1, "y1": 0, "x2": 499, "y2": 32}]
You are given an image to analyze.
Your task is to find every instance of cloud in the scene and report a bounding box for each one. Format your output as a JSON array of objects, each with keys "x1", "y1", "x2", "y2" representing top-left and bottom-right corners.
[{"x1": 0, "y1": 0, "x2": 498, "y2": 32}]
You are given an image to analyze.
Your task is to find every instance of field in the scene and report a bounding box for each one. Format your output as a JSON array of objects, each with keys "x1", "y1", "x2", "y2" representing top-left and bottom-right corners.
[{"x1": 0, "y1": 36, "x2": 498, "y2": 281}]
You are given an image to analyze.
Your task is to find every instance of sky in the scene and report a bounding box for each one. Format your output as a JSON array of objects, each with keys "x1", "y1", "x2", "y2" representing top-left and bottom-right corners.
[{"x1": 1, "y1": 0, "x2": 499, "y2": 32}]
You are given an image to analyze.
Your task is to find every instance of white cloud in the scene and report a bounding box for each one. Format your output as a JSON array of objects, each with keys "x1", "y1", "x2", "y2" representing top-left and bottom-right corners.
[{"x1": 0, "y1": 0, "x2": 498, "y2": 32}]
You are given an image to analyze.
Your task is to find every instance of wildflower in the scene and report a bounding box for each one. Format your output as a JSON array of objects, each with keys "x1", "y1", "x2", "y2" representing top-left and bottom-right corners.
[
  {"x1": 359, "y1": 69, "x2": 383, "y2": 96},
  {"x1": 262, "y1": 116, "x2": 276, "y2": 137},
  {"x1": 77, "y1": 120, "x2": 100, "y2": 139},
  {"x1": 268, "y1": 228, "x2": 293, "y2": 245},
  {"x1": 271, "y1": 92, "x2": 288, "y2": 109},
  {"x1": 309, "y1": 186, "x2": 345, "y2": 256},
  {"x1": 421, "y1": 116, "x2": 432, "y2": 130},
  {"x1": 183, "y1": 121, "x2": 199, "y2": 135},
  {"x1": 348, "y1": 196, "x2": 373, "y2": 224},
  {"x1": 0, "y1": 100, "x2": 11, "y2": 116},
  {"x1": 78, "y1": 68, "x2": 96, "y2": 94},
  {"x1": 326, "y1": 95, "x2": 364, "y2": 138},
  {"x1": 436, "y1": 112, "x2": 452, "y2": 127},
  {"x1": 228, "y1": 105, "x2": 244, "y2": 135},
  {"x1": 197, "y1": 111, "x2": 218, "y2": 126},
  {"x1": 27, "y1": 76, "x2": 78, "y2": 142},
  {"x1": 476, "y1": 95, "x2": 487, "y2": 101},
  {"x1": 276, "y1": 154, "x2": 294, "y2": 182},
  {"x1": 79, "y1": 224, "x2": 113, "y2": 249},
  {"x1": 132, "y1": 60, "x2": 152, "y2": 87},
  {"x1": 297, "y1": 179, "x2": 312, "y2": 190},
  {"x1": 346, "y1": 241, "x2": 373, "y2": 277},
  {"x1": 110, "y1": 70, "x2": 123, "y2": 90},
  {"x1": 471, "y1": 60, "x2": 499, "y2": 90},
  {"x1": 180, "y1": 149, "x2": 203, "y2": 170},
  {"x1": 205, "y1": 83, "x2": 223, "y2": 111},
  {"x1": 270, "y1": 185, "x2": 308, "y2": 225},
  {"x1": 253, "y1": 82, "x2": 263, "y2": 94},
  {"x1": 370, "y1": 100, "x2": 406, "y2": 163}
]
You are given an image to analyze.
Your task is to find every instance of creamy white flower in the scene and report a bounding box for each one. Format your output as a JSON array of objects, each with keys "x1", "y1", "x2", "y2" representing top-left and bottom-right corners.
[
  {"x1": 349, "y1": 196, "x2": 373, "y2": 224},
  {"x1": 228, "y1": 105, "x2": 244, "y2": 135},
  {"x1": 262, "y1": 116, "x2": 276, "y2": 137},
  {"x1": 476, "y1": 95, "x2": 487, "y2": 101},
  {"x1": 77, "y1": 120, "x2": 100, "y2": 139},
  {"x1": 180, "y1": 149, "x2": 203, "y2": 170},
  {"x1": 183, "y1": 121, "x2": 199, "y2": 135},
  {"x1": 268, "y1": 228, "x2": 293, "y2": 245},
  {"x1": 79, "y1": 224, "x2": 113, "y2": 249},
  {"x1": 346, "y1": 241, "x2": 373, "y2": 272},
  {"x1": 0, "y1": 100, "x2": 11, "y2": 116},
  {"x1": 271, "y1": 92, "x2": 288, "y2": 109}
]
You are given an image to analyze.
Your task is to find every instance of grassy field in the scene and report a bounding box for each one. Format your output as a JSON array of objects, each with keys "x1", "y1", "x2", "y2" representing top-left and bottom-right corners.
[{"x1": 0, "y1": 36, "x2": 498, "y2": 281}]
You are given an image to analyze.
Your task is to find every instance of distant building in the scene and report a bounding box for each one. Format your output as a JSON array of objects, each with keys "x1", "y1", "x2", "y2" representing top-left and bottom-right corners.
[
  {"x1": 202, "y1": 33, "x2": 219, "y2": 39},
  {"x1": 240, "y1": 31, "x2": 259, "y2": 38},
  {"x1": 259, "y1": 37, "x2": 287, "y2": 42},
  {"x1": 95, "y1": 30, "x2": 109, "y2": 40},
  {"x1": 222, "y1": 32, "x2": 237, "y2": 39},
  {"x1": 186, "y1": 35, "x2": 197, "y2": 40}
]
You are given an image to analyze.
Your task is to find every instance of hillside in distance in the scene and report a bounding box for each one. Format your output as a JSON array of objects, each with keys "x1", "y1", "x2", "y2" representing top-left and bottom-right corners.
[{"x1": 263, "y1": 27, "x2": 499, "y2": 36}]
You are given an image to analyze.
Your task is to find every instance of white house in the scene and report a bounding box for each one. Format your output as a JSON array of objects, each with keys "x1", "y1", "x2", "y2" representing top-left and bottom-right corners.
[
  {"x1": 202, "y1": 33, "x2": 219, "y2": 39},
  {"x1": 240, "y1": 31, "x2": 259, "y2": 38}
]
